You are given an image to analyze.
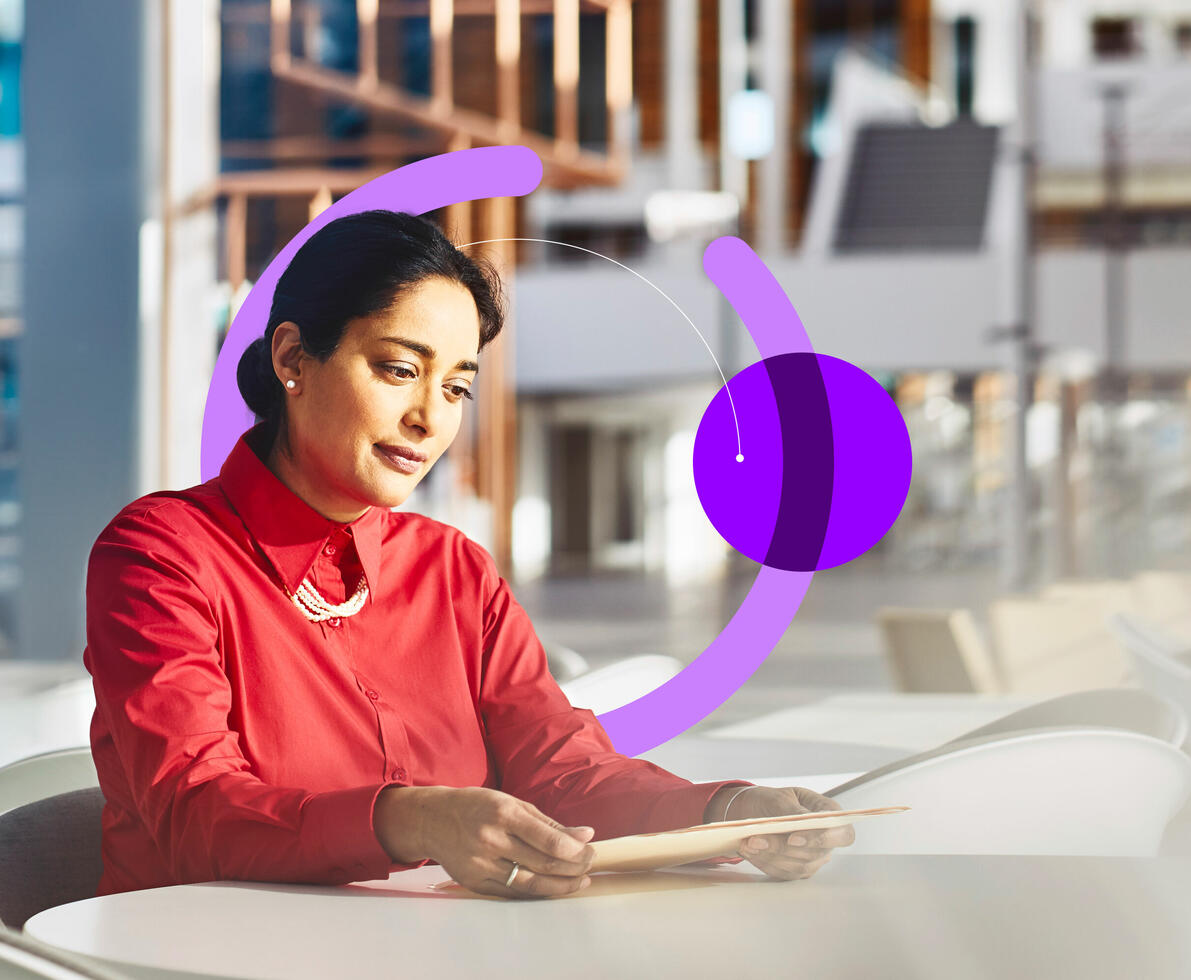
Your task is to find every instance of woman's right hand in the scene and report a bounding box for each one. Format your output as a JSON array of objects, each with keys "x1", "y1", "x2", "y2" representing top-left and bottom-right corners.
[{"x1": 374, "y1": 785, "x2": 595, "y2": 898}]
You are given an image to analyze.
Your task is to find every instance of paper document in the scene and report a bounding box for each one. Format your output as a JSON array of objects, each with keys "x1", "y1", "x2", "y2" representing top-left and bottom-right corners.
[{"x1": 590, "y1": 805, "x2": 909, "y2": 873}]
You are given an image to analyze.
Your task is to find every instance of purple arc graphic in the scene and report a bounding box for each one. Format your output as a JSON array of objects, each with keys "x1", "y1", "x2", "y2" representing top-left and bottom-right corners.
[{"x1": 199, "y1": 148, "x2": 910, "y2": 759}]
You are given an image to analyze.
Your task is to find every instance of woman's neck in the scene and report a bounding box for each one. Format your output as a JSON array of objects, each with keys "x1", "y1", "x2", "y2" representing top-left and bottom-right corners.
[{"x1": 262, "y1": 434, "x2": 370, "y2": 525}]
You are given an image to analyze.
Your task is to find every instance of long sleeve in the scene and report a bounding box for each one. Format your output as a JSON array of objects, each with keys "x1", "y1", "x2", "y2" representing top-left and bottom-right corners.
[
  {"x1": 473, "y1": 549, "x2": 748, "y2": 841},
  {"x1": 84, "y1": 508, "x2": 400, "y2": 889}
]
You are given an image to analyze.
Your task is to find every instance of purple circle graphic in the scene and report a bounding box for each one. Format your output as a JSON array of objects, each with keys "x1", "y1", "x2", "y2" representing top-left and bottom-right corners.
[
  {"x1": 693, "y1": 353, "x2": 911, "y2": 571},
  {"x1": 198, "y1": 158, "x2": 896, "y2": 757}
]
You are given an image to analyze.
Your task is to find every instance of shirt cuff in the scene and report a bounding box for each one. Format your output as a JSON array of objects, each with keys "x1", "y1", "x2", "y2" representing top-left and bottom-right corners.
[
  {"x1": 646, "y1": 779, "x2": 755, "y2": 833},
  {"x1": 305, "y1": 782, "x2": 425, "y2": 882}
]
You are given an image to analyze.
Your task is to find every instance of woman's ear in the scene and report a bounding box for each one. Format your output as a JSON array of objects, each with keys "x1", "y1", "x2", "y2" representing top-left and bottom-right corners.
[{"x1": 271, "y1": 322, "x2": 306, "y2": 386}]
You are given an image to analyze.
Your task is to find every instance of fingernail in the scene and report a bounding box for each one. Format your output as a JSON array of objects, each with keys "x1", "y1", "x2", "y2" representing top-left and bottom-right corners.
[
  {"x1": 788, "y1": 835, "x2": 806, "y2": 847},
  {"x1": 579, "y1": 876, "x2": 591, "y2": 889},
  {"x1": 572, "y1": 826, "x2": 595, "y2": 841},
  {"x1": 749, "y1": 837, "x2": 769, "y2": 850}
]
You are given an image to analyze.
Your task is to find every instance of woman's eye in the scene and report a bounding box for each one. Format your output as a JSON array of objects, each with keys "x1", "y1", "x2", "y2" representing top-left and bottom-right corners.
[
  {"x1": 383, "y1": 364, "x2": 415, "y2": 379},
  {"x1": 447, "y1": 385, "x2": 474, "y2": 402}
]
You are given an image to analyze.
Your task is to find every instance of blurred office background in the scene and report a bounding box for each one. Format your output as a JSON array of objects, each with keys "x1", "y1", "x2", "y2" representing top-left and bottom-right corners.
[{"x1": 4, "y1": 0, "x2": 1191, "y2": 759}]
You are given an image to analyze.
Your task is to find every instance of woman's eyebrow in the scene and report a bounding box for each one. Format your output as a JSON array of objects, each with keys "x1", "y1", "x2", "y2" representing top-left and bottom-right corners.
[{"x1": 377, "y1": 336, "x2": 479, "y2": 373}]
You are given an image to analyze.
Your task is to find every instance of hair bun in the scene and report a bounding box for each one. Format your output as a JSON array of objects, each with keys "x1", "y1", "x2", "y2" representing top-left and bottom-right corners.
[{"x1": 236, "y1": 336, "x2": 282, "y2": 420}]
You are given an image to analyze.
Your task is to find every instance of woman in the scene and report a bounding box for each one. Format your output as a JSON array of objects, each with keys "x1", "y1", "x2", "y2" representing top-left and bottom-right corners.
[{"x1": 84, "y1": 210, "x2": 852, "y2": 899}]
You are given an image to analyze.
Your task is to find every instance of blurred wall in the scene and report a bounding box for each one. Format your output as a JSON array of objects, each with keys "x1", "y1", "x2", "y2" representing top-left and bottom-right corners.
[{"x1": 22, "y1": 0, "x2": 148, "y2": 660}]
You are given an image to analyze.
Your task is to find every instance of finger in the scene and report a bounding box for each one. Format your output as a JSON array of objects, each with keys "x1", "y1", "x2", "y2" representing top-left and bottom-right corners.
[
  {"x1": 752, "y1": 853, "x2": 831, "y2": 881},
  {"x1": 795, "y1": 788, "x2": 843, "y2": 812},
  {"x1": 518, "y1": 800, "x2": 595, "y2": 843},
  {"x1": 507, "y1": 803, "x2": 594, "y2": 863},
  {"x1": 494, "y1": 866, "x2": 592, "y2": 899},
  {"x1": 742, "y1": 841, "x2": 827, "y2": 865},
  {"x1": 783, "y1": 825, "x2": 854, "y2": 850},
  {"x1": 506, "y1": 833, "x2": 594, "y2": 877}
]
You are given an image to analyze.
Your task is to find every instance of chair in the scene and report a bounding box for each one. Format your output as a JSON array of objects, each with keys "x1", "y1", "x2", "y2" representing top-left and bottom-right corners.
[
  {"x1": 1131, "y1": 571, "x2": 1191, "y2": 635},
  {"x1": 945, "y1": 687, "x2": 1188, "y2": 747},
  {"x1": 541, "y1": 640, "x2": 590, "y2": 683},
  {"x1": 559, "y1": 655, "x2": 683, "y2": 714},
  {"x1": 828, "y1": 728, "x2": 1191, "y2": 856},
  {"x1": 0, "y1": 748, "x2": 98, "y2": 816},
  {"x1": 876, "y1": 607, "x2": 1000, "y2": 694},
  {"x1": 0, "y1": 788, "x2": 105, "y2": 930},
  {"x1": 987, "y1": 594, "x2": 1134, "y2": 693},
  {"x1": 1109, "y1": 613, "x2": 1191, "y2": 725},
  {"x1": 0, "y1": 927, "x2": 132, "y2": 979}
]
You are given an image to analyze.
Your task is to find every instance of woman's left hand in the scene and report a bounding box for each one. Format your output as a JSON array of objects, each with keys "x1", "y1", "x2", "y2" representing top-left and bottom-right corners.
[{"x1": 706, "y1": 785, "x2": 854, "y2": 881}]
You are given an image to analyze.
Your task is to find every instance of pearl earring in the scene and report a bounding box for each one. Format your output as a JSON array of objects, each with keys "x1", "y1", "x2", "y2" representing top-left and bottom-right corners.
[{"x1": 285, "y1": 380, "x2": 296, "y2": 390}]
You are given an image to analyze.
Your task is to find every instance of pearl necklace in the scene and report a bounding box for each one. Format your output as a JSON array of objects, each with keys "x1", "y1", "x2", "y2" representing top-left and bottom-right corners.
[{"x1": 289, "y1": 576, "x2": 369, "y2": 622}]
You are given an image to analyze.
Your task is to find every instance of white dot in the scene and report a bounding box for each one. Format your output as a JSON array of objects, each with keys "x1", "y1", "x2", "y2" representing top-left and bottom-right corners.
[{"x1": 735, "y1": 454, "x2": 744, "y2": 463}]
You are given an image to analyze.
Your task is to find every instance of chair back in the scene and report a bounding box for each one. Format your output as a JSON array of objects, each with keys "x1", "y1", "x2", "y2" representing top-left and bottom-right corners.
[
  {"x1": 1109, "y1": 613, "x2": 1191, "y2": 719},
  {"x1": 541, "y1": 640, "x2": 589, "y2": 682},
  {"x1": 829, "y1": 728, "x2": 1191, "y2": 856},
  {"x1": 0, "y1": 927, "x2": 131, "y2": 979},
  {"x1": 1131, "y1": 571, "x2": 1191, "y2": 636},
  {"x1": 877, "y1": 607, "x2": 999, "y2": 693},
  {"x1": 0, "y1": 787, "x2": 105, "y2": 930},
  {"x1": 947, "y1": 687, "x2": 1188, "y2": 747},
  {"x1": 0, "y1": 747, "x2": 98, "y2": 816},
  {"x1": 988, "y1": 594, "x2": 1134, "y2": 693},
  {"x1": 559, "y1": 655, "x2": 683, "y2": 714}
]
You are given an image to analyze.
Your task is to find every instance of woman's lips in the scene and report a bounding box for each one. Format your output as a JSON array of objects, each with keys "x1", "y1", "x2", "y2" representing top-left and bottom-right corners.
[{"x1": 376, "y1": 445, "x2": 424, "y2": 475}]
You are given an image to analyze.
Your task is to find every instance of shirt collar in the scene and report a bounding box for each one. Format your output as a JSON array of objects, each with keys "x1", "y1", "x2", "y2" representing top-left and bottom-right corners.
[{"x1": 219, "y1": 424, "x2": 384, "y2": 599}]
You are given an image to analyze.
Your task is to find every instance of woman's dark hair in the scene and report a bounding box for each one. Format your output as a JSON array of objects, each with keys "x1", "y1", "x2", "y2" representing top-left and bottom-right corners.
[{"x1": 236, "y1": 209, "x2": 505, "y2": 453}]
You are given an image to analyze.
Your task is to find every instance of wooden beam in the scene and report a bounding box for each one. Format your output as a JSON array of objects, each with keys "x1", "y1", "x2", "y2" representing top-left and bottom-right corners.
[
  {"x1": 605, "y1": 0, "x2": 631, "y2": 164},
  {"x1": 270, "y1": 0, "x2": 291, "y2": 70},
  {"x1": 269, "y1": 57, "x2": 624, "y2": 185},
  {"x1": 220, "y1": 134, "x2": 443, "y2": 160},
  {"x1": 496, "y1": 0, "x2": 521, "y2": 139},
  {"x1": 430, "y1": 0, "x2": 454, "y2": 109},
  {"x1": 226, "y1": 193, "x2": 248, "y2": 294},
  {"x1": 475, "y1": 195, "x2": 518, "y2": 575},
  {"x1": 554, "y1": 0, "x2": 580, "y2": 152},
  {"x1": 358, "y1": 0, "x2": 380, "y2": 90},
  {"x1": 900, "y1": 0, "x2": 932, "y2": 86}
]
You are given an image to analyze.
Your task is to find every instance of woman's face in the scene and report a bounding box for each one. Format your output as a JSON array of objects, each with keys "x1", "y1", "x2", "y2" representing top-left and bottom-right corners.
[{"x1": 270, "y1": 276, "x2": 482, "y2": 522}]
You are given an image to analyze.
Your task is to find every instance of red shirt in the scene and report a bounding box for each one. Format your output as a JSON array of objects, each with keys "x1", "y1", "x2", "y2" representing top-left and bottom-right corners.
[{"x1": 84, "y1": 424, "x2": 743, "y2": 895}]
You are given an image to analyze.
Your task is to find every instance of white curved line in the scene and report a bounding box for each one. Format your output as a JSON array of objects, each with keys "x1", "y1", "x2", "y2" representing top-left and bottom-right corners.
[{"x1": 460, "y1": 237, "x2": 744, "y2": 458}]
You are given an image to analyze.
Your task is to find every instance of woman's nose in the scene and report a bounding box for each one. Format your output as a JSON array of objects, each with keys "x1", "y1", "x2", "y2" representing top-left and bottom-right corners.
[{"x1": 403, "y1": 384, "x2": 440, "y2": 436}]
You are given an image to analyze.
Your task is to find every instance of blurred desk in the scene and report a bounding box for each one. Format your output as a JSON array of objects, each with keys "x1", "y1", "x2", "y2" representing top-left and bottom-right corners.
[
  {"x1": 636, "y1": 735, "x2": 905, "y2": 789},
  {"x1": 708, "y1": 692, "x2": 1039, "y2": 752},
  {"x1": 27, "y1": 856, "x2": 1191, "y2": 980}
]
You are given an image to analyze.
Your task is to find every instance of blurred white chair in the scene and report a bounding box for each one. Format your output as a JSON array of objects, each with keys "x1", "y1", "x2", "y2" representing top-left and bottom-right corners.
[
  {"x1": 559, "y1": 655, "x2": 683, "y2": 714},
  {"x1": 541, "y1": 640, "x2": 590, "y2": 683},
  {"x1": 0, "y1": 928, "x2": 132, "y2": 979},
  {"x1": 1109, "y1": 613, "x2": 1191, "y2": 723},
  {"x1": 877, "y1": 607, "x2": 1000, "y2": 693},
  {"x1": 1131, "y1": 571, "x2": 1191, "y2": 635},
  {"x1": 0, "y1": 747, "x2": 97, "y2": 816},
  {"x1": 988, "y1": 594, "x2": 1134, "y2": 693},
  {"x1": 829, "y1": 728, "x2": 1191, "y2": 856},
  {"x1": 946, "y1": 688, "x2": 1187, "y2": 747}
]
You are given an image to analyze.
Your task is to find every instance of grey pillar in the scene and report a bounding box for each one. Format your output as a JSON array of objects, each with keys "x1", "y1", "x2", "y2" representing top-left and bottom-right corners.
[
  {"x1": 665, "y1": 0, "x2": 700, "y2": 189},
  {"x1": 22, "y1": 1, "x2": 148, "y2": 659},
  {"x1": 757, "y1": 0, "x2": 791, "y2": 255}
]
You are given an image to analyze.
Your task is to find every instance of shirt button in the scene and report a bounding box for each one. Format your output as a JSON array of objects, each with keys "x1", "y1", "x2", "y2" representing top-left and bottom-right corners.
[
  {"x1": 326, "y1": 617, "x2": 341, "y2": 628},
  {"x1": 323, "y1": 543, "x2": 337, "y2": 556},
  {"x1": 366, "y1": 689, "x2": 379, "y2": 701},
  {"x1": 390, "y1": 767, "x2": 407, "y2": 781}
]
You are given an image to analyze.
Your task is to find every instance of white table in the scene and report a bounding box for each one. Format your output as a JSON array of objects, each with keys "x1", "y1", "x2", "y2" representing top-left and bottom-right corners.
[
  {"x1": 708, "y1": 693, "x2": 1040, "y2": 751},
  {"x1": 27, "y1": 856, "x2": 1191, "y2": 980},
  {"x1": 636, "y1": 735, "x2": 906, "y2": 789}
]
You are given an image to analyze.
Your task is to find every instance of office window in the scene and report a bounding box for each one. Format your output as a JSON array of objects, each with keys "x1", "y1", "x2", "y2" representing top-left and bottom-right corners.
[{"x1": 1092, "y1": 17, "x2": 1140, "y2": 59}]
